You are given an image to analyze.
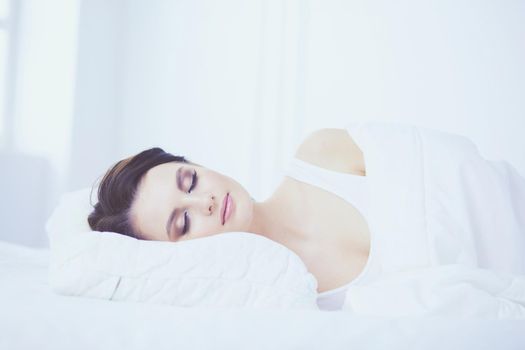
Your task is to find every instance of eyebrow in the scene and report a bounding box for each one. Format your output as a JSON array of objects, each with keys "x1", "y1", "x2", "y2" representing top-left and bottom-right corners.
[{"x1": 165, "y1": 167, "x2": 184, "y2": 237}]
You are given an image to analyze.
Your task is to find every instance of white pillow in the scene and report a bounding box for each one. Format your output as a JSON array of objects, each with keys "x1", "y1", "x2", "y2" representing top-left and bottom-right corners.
[{"x1": 45, "y1": 188, "x2": 319, "y2": 309}]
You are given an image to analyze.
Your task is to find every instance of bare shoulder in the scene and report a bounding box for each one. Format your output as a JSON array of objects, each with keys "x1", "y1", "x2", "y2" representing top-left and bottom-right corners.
[{"x1": 294, "y1": 128, "x2": 366, "y2": 175}]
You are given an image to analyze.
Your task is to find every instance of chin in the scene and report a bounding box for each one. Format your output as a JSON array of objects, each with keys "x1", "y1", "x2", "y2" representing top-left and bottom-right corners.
[{"x1": 223, "y1": 197, "x2": 240, "y2": 227}]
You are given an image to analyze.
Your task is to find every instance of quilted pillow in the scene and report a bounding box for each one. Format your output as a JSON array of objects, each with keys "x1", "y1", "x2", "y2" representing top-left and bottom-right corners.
[{"x1": 45, "y1": 188, "x2": 318, "y2": 309}]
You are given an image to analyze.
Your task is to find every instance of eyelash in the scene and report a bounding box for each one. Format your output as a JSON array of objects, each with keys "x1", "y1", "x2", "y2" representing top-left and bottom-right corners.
[
  {"x1": 182, "y1": 169, "x2": 197, "y2": 235},
  {"x1": 182, "y1": 211, "x2": 190, "y2": 235},
  {"x1": 188, "y1": 169, "x2": 197, "y2": 193}
]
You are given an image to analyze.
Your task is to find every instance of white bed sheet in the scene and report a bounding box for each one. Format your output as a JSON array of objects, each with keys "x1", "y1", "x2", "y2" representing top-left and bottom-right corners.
[{"x1": 1, "y1": 241, "x2": 524, "y2": 350}]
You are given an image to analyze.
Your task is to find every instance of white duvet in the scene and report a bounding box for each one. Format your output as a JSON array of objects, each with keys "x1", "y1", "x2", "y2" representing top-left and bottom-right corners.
[
  {"x1": 3, "y1": 241, "x2": 525, "y2": 350},
  {"x1": 342, "y1": 121, "x2": 525, "y2": 318},
  {"x1": 46, "y1": 121, "x2": 525, "y2": 319}
]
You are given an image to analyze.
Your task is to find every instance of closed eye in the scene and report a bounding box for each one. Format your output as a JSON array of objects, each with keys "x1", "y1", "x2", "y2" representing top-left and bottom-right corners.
[
  {"x1": 188, "y1": 169, "x2": 197, "y2": 193},
  {"x1": 182, "y1": 210, "x2": 189, "y2": 235},
  {"x1": 183, "y1": 170, "x2": 197, "y2": 234}
]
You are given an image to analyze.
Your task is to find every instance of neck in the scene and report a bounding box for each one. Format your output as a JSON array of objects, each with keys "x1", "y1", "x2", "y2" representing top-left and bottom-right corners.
[{"x1": 246, "y1": 181, "x2": 310, "y2": 248}]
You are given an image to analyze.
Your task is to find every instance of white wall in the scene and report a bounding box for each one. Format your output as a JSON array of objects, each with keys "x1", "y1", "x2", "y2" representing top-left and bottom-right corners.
[
  {"x1": 67, "y1": 0, "x2": 122, "y2": 191},
  {"x1": 117, "y1": 0, "x2": 264, "y2": 196},
  {"x1": 91, "y1": 0, "x2": 524, "y2": 202},
  {"x1": 301, "y1": 0, "x2": 525, "y2": 169},
  {"x1": 71, "y1": 0, "x2": 311, "y2": 200},
  {"x1": 3, "y1": 0, "x2": 524, "y2": 246}
]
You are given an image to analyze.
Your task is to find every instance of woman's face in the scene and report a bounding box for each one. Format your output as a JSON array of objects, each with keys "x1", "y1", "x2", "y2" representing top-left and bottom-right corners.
[{"x1": 130, "y1": 161, "x2": 254, "y2": 241}]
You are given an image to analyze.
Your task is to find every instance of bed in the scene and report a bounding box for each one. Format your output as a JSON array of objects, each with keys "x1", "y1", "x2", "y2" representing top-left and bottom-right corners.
[{"x1": 1, "y1": 240, "x2": 524, "y2": 350}]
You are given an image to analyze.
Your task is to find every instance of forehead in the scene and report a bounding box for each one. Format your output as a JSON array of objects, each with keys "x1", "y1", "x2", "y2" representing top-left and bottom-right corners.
[
  {"x1": 139, "y1": 162, "x2": 179, "y2": 197},
  {"x1": 130, "y1": 162, "x2": 181, "y2": 238}
]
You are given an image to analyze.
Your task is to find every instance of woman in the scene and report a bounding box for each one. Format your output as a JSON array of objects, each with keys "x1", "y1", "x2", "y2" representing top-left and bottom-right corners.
[
  {"x1": 88, "y1": 128, "x2": 371, "y2": 310},
  {"x1": 88, "y1": 123, "x2": 525, "y2": 314}
]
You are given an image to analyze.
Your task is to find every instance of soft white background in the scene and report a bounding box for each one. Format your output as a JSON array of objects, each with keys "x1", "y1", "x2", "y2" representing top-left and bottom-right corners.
[{"x1": 1, "y1": 0, "x2": 524, "y2": 247}]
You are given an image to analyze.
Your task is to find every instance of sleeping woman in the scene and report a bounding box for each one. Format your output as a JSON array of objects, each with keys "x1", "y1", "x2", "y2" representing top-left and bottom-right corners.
[
  {"x1": 88, "y1": 128, "x2": 373, "y2": 310},
  {"x1": 87, "y1": 123, "x2": 525, "y2": 312}
]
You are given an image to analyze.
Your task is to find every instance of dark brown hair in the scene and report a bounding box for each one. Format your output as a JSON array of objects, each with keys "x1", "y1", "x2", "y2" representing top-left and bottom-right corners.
[{"x1": 87, "y1": 147, "x2": 189, "y2": 239}]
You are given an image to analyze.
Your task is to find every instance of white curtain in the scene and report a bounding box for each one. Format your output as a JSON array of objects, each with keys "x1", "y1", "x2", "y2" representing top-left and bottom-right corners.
[
  {"x1": 13, "y1": 0, "x2": 79, "y2": 191},
  {"x1": 0, "y1": 0, "x2": 79, "y2": 246}
]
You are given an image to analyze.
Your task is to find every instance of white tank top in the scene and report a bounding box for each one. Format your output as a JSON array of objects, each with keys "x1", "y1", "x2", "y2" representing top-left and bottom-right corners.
[{"x1": 285, "y1": 152, "x2": 381, "y2": 311}]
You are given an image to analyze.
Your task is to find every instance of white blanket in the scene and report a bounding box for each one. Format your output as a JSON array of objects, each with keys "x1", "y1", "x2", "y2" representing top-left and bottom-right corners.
[
  {"x1": 3, "y1": 240, "x2": 525, "y2": 350},
  {"x1": 342, "y1": 121, "x2": 525, "y2": 319}
]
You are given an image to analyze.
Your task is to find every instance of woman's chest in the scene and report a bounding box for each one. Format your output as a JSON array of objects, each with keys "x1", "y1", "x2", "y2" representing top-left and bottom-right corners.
[{"x1": 282, "y1": 178, "x2": 372, "y2": 292}]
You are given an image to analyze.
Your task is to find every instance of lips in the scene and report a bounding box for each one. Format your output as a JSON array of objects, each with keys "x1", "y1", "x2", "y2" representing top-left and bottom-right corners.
[
  {"x1": 220, "y1": 193, "x2": 234, "y2": 225},
  {"x1": 221, "y1": 193, "x2": 229, "y2": 225}
]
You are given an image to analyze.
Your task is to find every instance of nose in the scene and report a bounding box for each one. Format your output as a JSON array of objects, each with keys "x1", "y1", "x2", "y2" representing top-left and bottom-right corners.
[{"x1": 184, "y1": 193, "x2": 216, "y2": 215}]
